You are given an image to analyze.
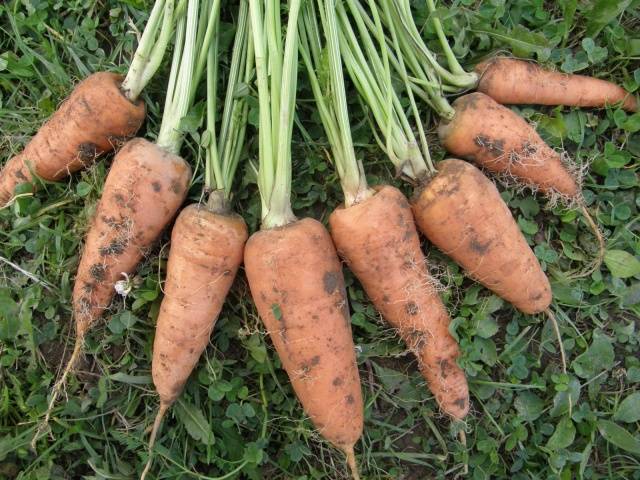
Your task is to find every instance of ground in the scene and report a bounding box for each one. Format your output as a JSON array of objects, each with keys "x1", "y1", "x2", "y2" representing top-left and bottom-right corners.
[{"x1": 1, "y1": 1, "x2": 639, "y2": 479}]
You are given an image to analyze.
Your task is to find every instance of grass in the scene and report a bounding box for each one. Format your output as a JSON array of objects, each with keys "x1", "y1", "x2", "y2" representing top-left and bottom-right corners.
[{"x1": 1, "y1": 0, "x2": 639, "y2": 479}]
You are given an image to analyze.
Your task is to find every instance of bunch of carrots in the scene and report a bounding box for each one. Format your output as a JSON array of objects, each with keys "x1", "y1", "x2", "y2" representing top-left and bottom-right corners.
[{"x1": 2, "y1": 0, "x2": 636, "y2": 478}]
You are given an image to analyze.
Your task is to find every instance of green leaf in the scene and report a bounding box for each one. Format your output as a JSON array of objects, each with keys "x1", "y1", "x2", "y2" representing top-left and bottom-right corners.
[
  {"x1": 613, "y1": 393, "x2": 640, "y2": 423},
  {"x1": 550, "y1": 377, "x2": 581, "y2": 417},
  {"x1": 547, "y1": 416, "x2": 576, "y2": 450},
  {"x1": 175, "y1": 401, "x2": 215, "y2": 446},
  {"x1": 597, "y1": 419, "x2": 640, "y2": 455},
  {"x1": 514, "y1": 392, "x2": 545, "y2": 422},
  {"x1": 582, "y1": 38, "x2": 607, "y2": 64},
  {"x1": 572, "y1": 331, "x2": 614, "y2": 379},
  {"x1": 585, "y1": 0, "x2": 631, "y2": 38},
  {"x1": 604, "y1": 250, "x2": 640, "y2": 278},
  {"x1": 0, "y1": 292, "x2": 19, "y2": 340}
]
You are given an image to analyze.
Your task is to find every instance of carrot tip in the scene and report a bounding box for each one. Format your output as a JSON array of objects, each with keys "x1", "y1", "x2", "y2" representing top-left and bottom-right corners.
[
  {"x1": 140, "y1": 402, "x2": 170, "y2": 480},
  {"x1": 344, "y1": 445, "x2": 361, "y2": 480},
  {"x1": 30, "y1": 336, "x2": 83, "y2": 451}
]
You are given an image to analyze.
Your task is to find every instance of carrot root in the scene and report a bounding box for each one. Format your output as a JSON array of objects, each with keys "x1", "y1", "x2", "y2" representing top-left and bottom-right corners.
[
  {"x1": 330, "y1": 186, "x2": 469, "y2": 420},
  {"x1": 31, "y1": 336, "x2": 83, "y2": 450},
  {"x1": 412, "y1": 159, "x2": 552, "y2": 315},
  {"x1": 568, "y1": 204, "x2": 605, "y2": 279},
  {"x1": 140, "y1": 402, "x2": 169, "y2": 480},
  {"x1": 344, "y1": 445, "x2": 361, "y2": 480},
  {"x1": 0, "y1": 72, "x2": 145, "y2": 206},
  {"x1": 244, "y1": 218, "x2": 364, "y2": 449}
]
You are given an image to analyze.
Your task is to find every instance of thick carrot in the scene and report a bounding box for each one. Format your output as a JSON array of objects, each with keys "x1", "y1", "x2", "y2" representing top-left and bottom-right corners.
[
  {"x1": 0, "y1": 72, "x2": 145, "y2": 206},
  {"x1": 244, "y1": 218, "x2": 364, "y2": 457},
  {"x1": 412, "y1": 159, "x2": 552, "y2": 315},
  {"x1": 37, "y1": 138, "x2": 190, "y2": 441},
  {"x1": 476, "y1": 57, "x2": 638, "y2": 112},
  {"x1": 329, "y1": 185, "x2": 469, "y2": 420},
  {"x1": 438, "y1": 92, "x2": 578, "y2": 198},
  {"x1": 140, "y1": 204, "x2": 247, "y2": 479}
]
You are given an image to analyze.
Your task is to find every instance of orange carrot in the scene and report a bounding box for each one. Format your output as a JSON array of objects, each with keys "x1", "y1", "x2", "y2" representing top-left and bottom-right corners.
[
  {"x1": 244, "y1": 218, "x2": 364, "y2": 461},
  {"x1": 438, "y1": 92, "x2": 578, "y2": 198},
  {"x1": 0, "y1": 72, "x2": 145, "y2": 206},
  {"x1": 141, "y1": 204, "x2": 247, "y2": 479},
  {"x1": 35, "y1": 138, "x2": 190, "y2": 444},
  {"x1": 412, "y1": 159, "x2": 552, "y2": 314},
  {"x1": 330, "y1": 186, "x2": 469, "y2": 420},
  {"x1": 476, "y1": 57, "x2": 638, "y2": 112}
]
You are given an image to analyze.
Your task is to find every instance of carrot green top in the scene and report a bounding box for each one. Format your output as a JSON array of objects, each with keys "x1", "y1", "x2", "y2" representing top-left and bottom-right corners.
[
  {"x1": 299, "y1": 0, "x2": 371, "y2": 208},
  {"x1": 204, "y1": 0, "x2": 254, "y2": 213},
  {"x1": 155, "y1": 0, "x2": 219, "y2": 156},
  {"x1": 249, "y1": 0, "x2": 303, "y2": 229},
  {"x1": 121, "y1": 0, "x2": 186, "y2": 102}
]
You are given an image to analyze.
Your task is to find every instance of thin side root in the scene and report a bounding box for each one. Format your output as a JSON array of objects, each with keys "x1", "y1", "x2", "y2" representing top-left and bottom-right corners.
[
  {"x1": 344, "y1": 445, "x2": 361, "y2": 480},
  {"x1": 140, "y1": 402, "x2": 169, "y2": 480},
  {"x1": 568, "y1": 204, "x2": 605, "y2": 279},
  {"x1": 31, "y1": 336, "x2": 83, "y2": 450},
  {"x1": 546, "y1": 308, "x2": 572, "y2": 415}
]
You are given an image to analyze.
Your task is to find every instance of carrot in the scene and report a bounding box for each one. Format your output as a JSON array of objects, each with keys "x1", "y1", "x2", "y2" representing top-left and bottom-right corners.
[
  {"x1": 438, "y1": 92, "x2": 578, "y2": 198},
  {"x1": 0, "y1": 0, "x2": 182, "y2": 207},
  {"x1": 437, "y1": 92, "x2": 605, "y2": 277},
  {"x1": 412, "y1": 159, "x2": 552, "y2": 314},
  {"x1": 247, "y1": 1, "x2": 363, "y2": 476},
  {"x1": 143, "y1": 205, "x2": 247, "y2": 479},
  {"x1": 244, "y1": 218, "x2": 364, "y2": 452},
  {"x1": 31, "y1": 138, "x2": 191, "y2": 441},
  {"x1": 476, "y1": 57, "x2": 638, "y2": 112},
  {"x1": 140, "y1": 2, "x2": 252, "y2": 476},
  {"x1": 0, "y1": 72, "x2": 145, "y2": 206},
  {"x1": 330, "y1": 186, "x2": 469, "y2": 419}
]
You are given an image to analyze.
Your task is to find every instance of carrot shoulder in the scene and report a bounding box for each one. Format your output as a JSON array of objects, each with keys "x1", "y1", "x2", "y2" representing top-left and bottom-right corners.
[
  {"x1": 244, "y1": 217, "x2": 364, "y2": 451},
  {"x1": 476, "y1": 57, "x2": 638, "y2": 112},
  {"x1": 330, "y1": 185, "x2": 469, "y2": 420},
  {"x1": 0, "y1": 72, "x2": 145, "y2": 206},
  {"x1": 438, "y1": 92, "x2": 578, "y2": 198},
  {"x1": 412, "y1": 159, "x2": 552, "y2": 315}
]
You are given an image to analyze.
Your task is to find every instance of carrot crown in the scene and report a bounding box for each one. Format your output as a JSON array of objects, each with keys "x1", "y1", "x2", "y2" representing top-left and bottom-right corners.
[
  {"x1": 204, "y1": 0, "x2": 254, "y2": 212},
  {"x1": 249, "y1": 0, "x2": 302, "y2": 229},
  {"x1": 299, "y1": 0, "x2": 371, "y2": 208}
]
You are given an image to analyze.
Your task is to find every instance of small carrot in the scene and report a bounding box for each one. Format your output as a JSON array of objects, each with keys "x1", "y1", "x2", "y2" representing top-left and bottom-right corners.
[
  {"x1": 438, "y1": 92, "x2": 578, "y2": 198},
  {"x1": 476, "y1": 57, "x2": 638, "y2": 112},
  {"x1": 330, "y1": 186, "x2": 470, "y2": 419},
  {"x1": 0, "y1": 72, "x2": 145, "y2": 206}
]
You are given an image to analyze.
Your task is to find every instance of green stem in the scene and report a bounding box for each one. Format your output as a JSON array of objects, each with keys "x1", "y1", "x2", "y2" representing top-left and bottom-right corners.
[
  {"x1": 156, "y1": 0, "x2": 217, "y2": 155},
  {"x1": 300, "y1": 0, "x2": 370, "y2": 207},
  {"x1": 425, "y1": 0, "x2": 468, "y2": 76},
  {"x1": 122, "y1": 0, "x2": 183, "y2": 102},
  {"x1": 337, "y1": 0, "x2": 429, "y2": 181},
  {"x1": 250, "y1": 0, "x2": 302, "y2": 229}
]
